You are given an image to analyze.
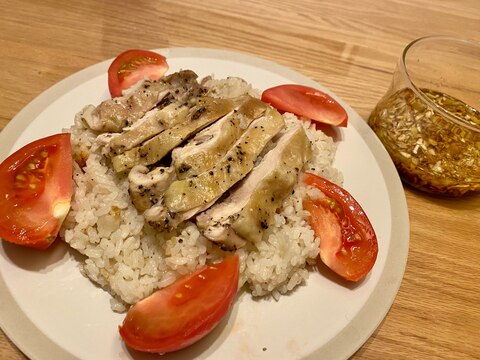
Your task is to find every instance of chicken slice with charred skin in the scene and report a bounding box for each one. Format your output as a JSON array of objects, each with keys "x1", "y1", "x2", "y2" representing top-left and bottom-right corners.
[
  {"x1": 111, "y1": 97, "x2": 235, "y2": 173},
  {"x1": 196, "y1": 125, "x2": 312, "y2": 249},
  {"x1": 128, "y1": 165, "x2": 176, "y2": 213},
  {"x1": 84, "y1": 70, "x2": 200, "y2": 133},
  {"x1": 144, "y1": 106, "x2": 285, "y2": 230},
  {"x1": 172, "y1": 96, "x2": 267, "y2": 179}
]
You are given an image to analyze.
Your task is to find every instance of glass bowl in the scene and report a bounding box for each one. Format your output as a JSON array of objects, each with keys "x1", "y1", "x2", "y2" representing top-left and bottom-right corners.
[{"x1": 368, "y1": 36, "x2": 480, "y2": 197}]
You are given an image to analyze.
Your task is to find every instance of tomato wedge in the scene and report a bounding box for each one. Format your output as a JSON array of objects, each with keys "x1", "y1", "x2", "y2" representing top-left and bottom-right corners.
[
  {"x1": 108, "y1": 49, "x2": 169, "y2": 98},
  {"x1": 0, "y1": 133, "x2": 72, "y2": 250},
  {"x1": 303, "y1": 173, "x2": 377, "y2": 281},
  {"x1": 119, "y1": 255, "x2": 240, "y2": 354},
  {"x1": 262, "y1": 84, "x2": 348, "y2": 127}
]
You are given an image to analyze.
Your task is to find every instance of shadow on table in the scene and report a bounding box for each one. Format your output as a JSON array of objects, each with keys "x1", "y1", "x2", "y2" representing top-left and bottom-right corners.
[{"x1": 404, "y1": 183, "x2": 480, "y2": 212}]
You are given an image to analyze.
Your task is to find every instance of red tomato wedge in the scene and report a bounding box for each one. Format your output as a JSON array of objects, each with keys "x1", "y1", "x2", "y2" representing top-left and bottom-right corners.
[
  {"x1": 303, "y1": 173, "x2": 377, "y2": 281},
  {"x1": 119, "y1": 255, "x2": 240, "y2": 354},
  {"x1": 262, "y1": 84, "x2": 348, "y2": 127},
  {"x1": 108, "y1": 49, "x2": 169, "y2": 98},
  {"x1": 0, "y1": 133, "x2": 73, "y2": 250}
]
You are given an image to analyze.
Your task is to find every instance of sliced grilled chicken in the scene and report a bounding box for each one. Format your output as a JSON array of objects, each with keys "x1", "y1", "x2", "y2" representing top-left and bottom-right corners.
[
  {"x1": 128, "y1": 165, "x2": 176, "y2": 213},
  {"x1": 109, "y1": 103, "x2": 190, "y2": 155},
  {"x1": 111, "y1": 97, "x2": 234, "y2": 173},
  {"x1": 172, "y1": 96, "x2": 267, "y2": 179},
  {"x1": 196, "y1": 125, "x2": 312, "y2": 248},
  {"x1": 144, "y1": 106, "x2": 285, "y2": 231},
  {"x1": 163, "y1": 106, "x2": 285, "y2": 214},
  {"x1": 143, "y1": 198, "x2": 216, "y2": 231},
  {"x1": 84, "y1": 70, "x2": 199, "y2": 133}
]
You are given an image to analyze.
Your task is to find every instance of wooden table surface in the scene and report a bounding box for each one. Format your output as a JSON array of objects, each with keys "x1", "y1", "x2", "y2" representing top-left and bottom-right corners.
[{"x1": 0, "y1": 0, "x2": 479, "y2": 359}]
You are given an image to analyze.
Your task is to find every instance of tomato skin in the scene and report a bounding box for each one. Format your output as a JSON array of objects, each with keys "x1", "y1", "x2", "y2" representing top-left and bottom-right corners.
[
  {"x1": 0, "y1": 133, "x2": 72, "y2": 250},
  {"x1": 262, "y1": 84, "x2": 348, "y2": 127},
  {"x1": 119, "y1": 255, "x2": 240, "y2": 354},
  {"x1": 108, "y1": 49, "x2": 169, "y2": 97},
  {"x1": 303, "y1": 173, "x2": 378, "y2": 281}
]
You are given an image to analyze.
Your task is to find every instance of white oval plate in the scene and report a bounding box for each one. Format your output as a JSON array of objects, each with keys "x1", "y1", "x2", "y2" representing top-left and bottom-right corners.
[{"x1": 0, "y1": 48, "x2": 409, "y2": 360}]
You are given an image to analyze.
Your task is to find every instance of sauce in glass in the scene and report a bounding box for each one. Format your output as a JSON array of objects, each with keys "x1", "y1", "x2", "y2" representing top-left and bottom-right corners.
[{"x1": 368, "y1": 88, "x2": 480, "y2": 196}]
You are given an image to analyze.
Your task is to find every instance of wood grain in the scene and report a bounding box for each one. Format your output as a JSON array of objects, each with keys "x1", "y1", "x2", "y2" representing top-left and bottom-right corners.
[{"x1": 0, "y1": 0, "x2": 479, "y2": 359}]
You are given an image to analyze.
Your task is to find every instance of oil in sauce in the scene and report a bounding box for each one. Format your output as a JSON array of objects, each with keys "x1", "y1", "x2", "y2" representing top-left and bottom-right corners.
[{"x1": 368, "y1": 88, "x2": 480, "y2": 196}]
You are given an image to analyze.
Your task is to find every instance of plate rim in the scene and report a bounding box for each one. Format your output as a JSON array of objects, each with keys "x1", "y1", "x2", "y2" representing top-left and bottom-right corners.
[{"x1": 0, "y1": 47, "x2": 410, "y2": 360}]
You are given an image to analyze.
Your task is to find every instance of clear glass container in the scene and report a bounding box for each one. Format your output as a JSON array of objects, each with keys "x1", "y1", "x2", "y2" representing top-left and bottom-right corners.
[{"x1": 368, "y1": 36, "x2": 480, "y2": 196}]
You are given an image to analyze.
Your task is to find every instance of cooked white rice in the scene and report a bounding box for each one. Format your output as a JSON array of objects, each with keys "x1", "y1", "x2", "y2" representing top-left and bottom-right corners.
[{"x1": 61, "y1": 76, "x2": 342, "y2": 312}]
